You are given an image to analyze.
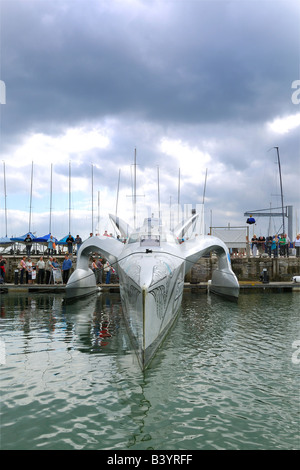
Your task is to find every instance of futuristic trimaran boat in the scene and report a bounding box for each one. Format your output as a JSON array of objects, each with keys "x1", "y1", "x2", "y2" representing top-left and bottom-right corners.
[{"x1": 66, "y1": 213, "x2": 239, "y2": 369}]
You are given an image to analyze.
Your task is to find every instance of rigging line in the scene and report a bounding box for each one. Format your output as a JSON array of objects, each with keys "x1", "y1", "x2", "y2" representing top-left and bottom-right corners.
[
  {"x1": 274, "y1": 147, "x2": 285, "y2": 235},
  {"x1": 3, "y1": 161, "x2": 8, "y2": 237}
]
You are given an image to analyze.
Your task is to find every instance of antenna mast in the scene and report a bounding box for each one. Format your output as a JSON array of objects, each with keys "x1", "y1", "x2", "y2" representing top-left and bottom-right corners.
[
  {"x1": 3, "y1": 161, "x2": 8, "y2": 237},
  {"x1": 157, "y1": 166, "x2": 161, "y2": 221},
  {"x1": 29, "y1": 161, "x2": 33, "y2": 233},
  {"x1": 133, "y1": 148, "x2": 137, "y2": 229},
  {"x1": 178, "y1": 168, "x2": 181, "y2": 224},
  {"x1": 201, "y1": 168, "x2": 208, "y2": 235},
  {"x1": 69, "y1": 161, "x2": 71, "y2": 234},
  {"x1": 91, "y1": 163, "x2": 94, "y2": 234},
  {"x1": 49, "y1": 163, "x2": 53, "y2": 233},
  {"x1": 274, "y1": 147, "x2": 285, "y2": 235},
  {"x1": 116, "y1": 169, "x2": 121, "y2": 217}
]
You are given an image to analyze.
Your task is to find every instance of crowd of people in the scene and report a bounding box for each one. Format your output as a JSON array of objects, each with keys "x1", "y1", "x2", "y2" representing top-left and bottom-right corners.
[
  {"x1": 0, "y1": 253, "x2": 116, "y2": 286},
  {"x1": 0, "y1": 230, "x2": 117, "y2": 285},
  {"x1": 251, "y1": 233, "x2": 300, "y2": 258},
  {"x1": 9, "y1": 254, "x2": 74, "y2": 285}
]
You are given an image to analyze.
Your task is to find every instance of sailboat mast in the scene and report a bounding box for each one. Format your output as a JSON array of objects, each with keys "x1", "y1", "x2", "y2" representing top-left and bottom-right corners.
[
  {"x1": 3, "y1": 161, "x2": 8, "y2": 237},
  {"x1": 91, "y1": 163, "x2": 94, "y2": 234},
  {"x1": 178, "y1": 168, "x2": 181, "y2": 225},
  {"x1": 29, "y1": 161, "x2": 33, "y2": 233},
  {"x1": 69, "y1": 161, "x2": 71, "y2": 234},
  {"x1": 201, "y1": 168, "x2": 208, "y2": 235},
  {"x1": 157, "y1": 165, "x2": 161, "y2": 221},
  {"x1": 116, "y1": 169, "x2": 121, "y2": 217},
  {"x1": 133, "y1": 148, "x2": 137, "y2": 229},
  {"x1": 202, "y1": 168, "x2": 208, "y2": 204},
  {"x1": 274, "y1": 147, "x2": 285, "y2": 235},
  {"x1": 98, "y1": 191, "x2": 100, "y2": 235},
  {"x1": 49, "y1": 163, "x2": 53, "y2": 234}
]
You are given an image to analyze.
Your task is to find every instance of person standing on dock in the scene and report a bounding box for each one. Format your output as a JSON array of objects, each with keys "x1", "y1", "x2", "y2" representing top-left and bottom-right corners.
[
  {"x1": 279, "y1": 234, "x2": 289, "y2": 258},
  {"x1": 92, "y1": 257, "x2": 103, "y2": 284},
  {"x1": 265, "y1": 236, "x2": 273, "y2": 257},
  {"x1": 96, "y1": 258, "x2": 103, "y2": 284},
  {"x1": 104, "y1": 261, "x2": 112, "y2": 284},
  {"x1": 45, "y1": 257, "x2": 53, "y2": 284},
  {"x1": 66, "y1": 234, "x2": 74, "y2": 255},
  {"x1": 19, "y1": 256, "x2": 27, "y2": 284},
  {"x1": 51, "y1": 258, "x2": 62, "y2": 284},
  {"x1": 251, "y1": 235, "x2": 258, "y2": 257},
  {"x1": 75, "y1": 235, "x2": 82, "y2": 254},
  {"x1": 257, "y1": 236, "x2": 265, "y2": 257},
  {"x1": 294, "y1": 234, "x2": 300, "y2": 257},
  {"x1": 24, "y1": 234, "x2": 33, "y2": 257},
  {"x1": 47, "y1": 235, "x2": 55, "y2": 256},
  {"x1": 26, "y1": 258, "x2": 33, "y2": 284},
  {"x1": 62, "y1": 255, "x2": 72, "y2": 284},
  {"x1": 0, "y1": 256, "x2": 7, "y2": 283},
  {"x1": 36, "y1": 256, "x2": 45, "y2": 284},
  {"x1": 271, "y1": 235, "x2": 279, "y2": 258}
]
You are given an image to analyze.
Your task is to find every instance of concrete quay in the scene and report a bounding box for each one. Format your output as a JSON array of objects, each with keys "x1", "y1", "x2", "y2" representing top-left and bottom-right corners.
[{"x1": 1, "y1": 281, "x2": 300, "y2": 296}]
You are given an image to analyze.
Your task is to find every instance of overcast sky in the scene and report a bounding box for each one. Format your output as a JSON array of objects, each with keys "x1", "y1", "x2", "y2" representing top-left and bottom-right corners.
[{"x1": 0, "y1": 0, "x2": 299, "y2": 240}]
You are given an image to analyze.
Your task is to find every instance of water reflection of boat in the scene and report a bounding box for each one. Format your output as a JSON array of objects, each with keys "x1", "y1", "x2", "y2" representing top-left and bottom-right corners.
[{"x1": 66, "y1": 214, "x2": 239, "y2": 369}]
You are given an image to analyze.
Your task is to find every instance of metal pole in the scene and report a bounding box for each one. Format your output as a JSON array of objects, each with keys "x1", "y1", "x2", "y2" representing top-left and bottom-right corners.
[
  {"x1": 178, "y1": 168, "x2": 180, "y2": 225},
  {"x1": 98, "y1": 191, "x2": 100, "y2": 235},
  {"x1": 3, "y1": 161, "x2": 7, "y2": 237},
  {"x1": 202, "y1": 168, "x2": 208, "y2": 204},
  {"x1": 116, "y1": 169, "x2": 121, "y2": 217},
  {"x1": 49, "y1": 163, "x2": 53, "y2": 234},
  {"x1": 91, "y1": 163, "x2": 94, "y2": 234},
  {"x1": 201, "y1": 169, "x2": 208, "y2": 235},
  {"x1": 157, "y1": 166, "x2": 161, "y2": 221},
  {"x1": 29, "y1": 161, "x2": 33, "y2": 233},
  {"x1": 134, "y1": 148, "x2": 137, "y2": 229},
  {"x1": 274, "y1": 147, "x2": 285, "y2": 235},
  {"x1": 69, "y1": 161, "x2": 71, "y2": 234}
]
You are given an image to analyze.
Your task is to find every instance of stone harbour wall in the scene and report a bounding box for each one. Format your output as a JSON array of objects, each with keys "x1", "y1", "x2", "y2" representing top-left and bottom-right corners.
[{"x1": 188, "y1": 256, "x2": 300, "y2": 283}]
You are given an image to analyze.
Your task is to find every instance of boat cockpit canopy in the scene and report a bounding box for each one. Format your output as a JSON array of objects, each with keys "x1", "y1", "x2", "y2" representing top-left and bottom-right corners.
[{"x1": 126, "y1": 220, "x2": 178, "y2": 246}]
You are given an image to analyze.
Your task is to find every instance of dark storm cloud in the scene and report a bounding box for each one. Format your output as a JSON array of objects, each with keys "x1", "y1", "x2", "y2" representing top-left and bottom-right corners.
[
  {"x1": 2, "y1": 0, "x2": 299, "y2": 143},
  {"x1": 1, "y1": 0, "x2": 299, "y2": 238}
]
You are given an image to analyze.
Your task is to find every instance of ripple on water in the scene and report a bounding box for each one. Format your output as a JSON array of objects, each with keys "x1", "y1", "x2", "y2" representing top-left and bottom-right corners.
[{"x1": 1, "y1": 292, "x2": 299, "y2": 450}]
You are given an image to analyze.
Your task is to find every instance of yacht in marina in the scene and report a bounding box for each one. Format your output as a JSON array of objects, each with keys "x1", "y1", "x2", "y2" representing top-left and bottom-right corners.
[{"x1": 66, "y1": 213, "x2": 239, "y2": 369}]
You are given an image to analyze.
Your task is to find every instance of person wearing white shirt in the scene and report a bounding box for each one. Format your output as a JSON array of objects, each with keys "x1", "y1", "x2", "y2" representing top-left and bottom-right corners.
[
  {"x1": 36, "y1": 256, "x2": 45, "y2": 284},
  {"x1": 294, "y1": 234, "x2": 300, "y2": 257}
]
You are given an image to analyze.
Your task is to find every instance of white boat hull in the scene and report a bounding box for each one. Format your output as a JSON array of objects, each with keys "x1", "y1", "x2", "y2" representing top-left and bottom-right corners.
[
  {"x1": 65, "y1": 268, "x2": 98, "y2": 300},
  {"x1": 208, "y1": 269, "x2": 240, "y2": 299},
  {"x1": 118, "y1": 253, "x2": 185, "y2": 368}
]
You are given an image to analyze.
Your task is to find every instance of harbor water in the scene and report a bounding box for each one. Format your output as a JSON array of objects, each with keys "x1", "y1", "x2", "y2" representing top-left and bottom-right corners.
[{"x1": 0, "y1": 291, "x2": 299, "y2": 450}]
